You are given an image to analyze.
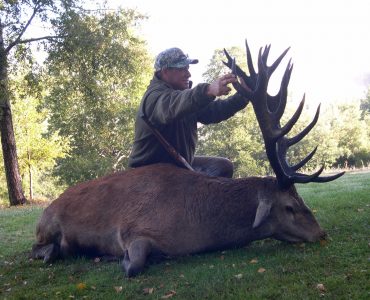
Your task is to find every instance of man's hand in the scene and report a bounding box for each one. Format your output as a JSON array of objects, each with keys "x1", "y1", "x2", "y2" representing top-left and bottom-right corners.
[
  {"x1": 206, "y1": 73, "x2": 237, "y2": 97},
  {"x1": 238, "y1": 77, "x2": 252, "y2": 93}
]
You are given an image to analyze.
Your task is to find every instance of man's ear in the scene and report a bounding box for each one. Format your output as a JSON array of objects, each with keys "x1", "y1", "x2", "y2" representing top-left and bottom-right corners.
[{"x1": 160, "y1": 68, "x2": 170, "y2": 79}]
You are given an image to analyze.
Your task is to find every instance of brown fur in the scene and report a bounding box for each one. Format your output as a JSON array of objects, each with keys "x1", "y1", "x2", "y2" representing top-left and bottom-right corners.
[{"x1": 31, "y1": 163, "x2": 325, "y2": 277}]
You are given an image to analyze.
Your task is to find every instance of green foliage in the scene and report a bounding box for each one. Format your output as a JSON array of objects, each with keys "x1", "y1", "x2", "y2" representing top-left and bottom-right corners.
[
  {"x1": 1, "y1": 0, "x2": 84, "y2": 205},
  {"x1": 198, "y1": 106, "x2": 269, "y2": 177},
  {"x1": 271, "y1": 101, "x2": 370, "y2": 171},
  {"x1": 329, "y1": 102, "x2": 370, "y2": 168},
  {"x1": 282, "y1": 104, "x2": 340, "y2": 170},
  {"x1": 0, "y1": 172, "x2": 368, "y2": 299},
  {"x1": 360, "y1": 86, "x2": 370, "y2": 118},
  {"x1": 43, "y1": 8, "x2": 152, "y2": 185},
  {"x1": 199, "y1": 47, "x2": 269, "y2": 177},
  {"x1": 202, "y1": 47, "x2": 248, "y2": 84},
  {"x1": 0, "y1": 57, "x2": 70, "y2": 204}
]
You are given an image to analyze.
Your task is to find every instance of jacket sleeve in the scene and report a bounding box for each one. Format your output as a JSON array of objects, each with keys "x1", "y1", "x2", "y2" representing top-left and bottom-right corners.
[
  {"x1": 143, "y1": 83, "x2": 215, "y2": 125},
  {"x1": 196, "y1": 93, "x2": 249, "y2": 124}
]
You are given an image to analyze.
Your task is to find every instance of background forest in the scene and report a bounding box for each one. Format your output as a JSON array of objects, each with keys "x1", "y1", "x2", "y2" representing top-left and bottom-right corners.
[{"x1": 0, "y1": 1, "x2": 369, "y2": 206}]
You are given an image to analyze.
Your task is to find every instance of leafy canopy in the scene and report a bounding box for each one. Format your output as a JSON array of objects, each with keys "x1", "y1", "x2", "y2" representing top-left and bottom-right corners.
[{"x1": 43, "y1": 8, "x2": 152, "y2": 185}]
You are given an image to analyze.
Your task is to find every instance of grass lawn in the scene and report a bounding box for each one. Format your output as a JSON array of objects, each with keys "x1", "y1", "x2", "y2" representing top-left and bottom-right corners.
[{"x1": 0, "y1": 171, "x2": 369, "y2": 299}]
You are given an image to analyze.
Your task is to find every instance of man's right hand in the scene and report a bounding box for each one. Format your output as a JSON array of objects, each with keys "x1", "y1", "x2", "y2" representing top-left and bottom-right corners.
[{"x1": 206, "y1": 73, "x2": 238, "y2": 97}]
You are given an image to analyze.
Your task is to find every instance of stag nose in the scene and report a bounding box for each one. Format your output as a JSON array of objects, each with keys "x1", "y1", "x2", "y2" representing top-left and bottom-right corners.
[{"x1": 319, "y1": 230, "x2": 327, "y2": 240}]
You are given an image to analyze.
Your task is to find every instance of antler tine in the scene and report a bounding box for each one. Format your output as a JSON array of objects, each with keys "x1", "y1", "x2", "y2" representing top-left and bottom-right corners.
[
  {"x1": 270, "y1": 47, "x2": 291, "y2": 74},
  {"x1": 257, "y1": 47, "x2": 266, "y2": 76},
  {"x1": 291, "y1": 146, "x2": 318, "y2": 171},
  {"x1": 223, "y1": 49, "x2": 255, "y2": 93},
  {"x1": 245, "y1": 39, "x2": 256, "y2": 78},
  {"x1": 223, "y1": 49, "x2": 243, "y2": 75},
  {"x1": 275, "y1": 60, "x2": 293, "y2": 119},
  {"x1": 311, "y1": 171, "x2": 345, "y2": 183},
  {"x1": 261, "y1": 44, "x2": 271, "y2": 66},
  {"x1": 292, "y1": 165, "x2": 325, "y2": 184},
  {"x1": 277, "y1": 96, "x2": 305, "y2": 140},
  {"x1": 287, "y1": 104, "x2": 321, "y2": 147}
]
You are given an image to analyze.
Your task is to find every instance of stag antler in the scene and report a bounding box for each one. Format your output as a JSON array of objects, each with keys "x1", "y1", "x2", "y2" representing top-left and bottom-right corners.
[{"x1": 224, "y1": 40, "x2": 344, "y2": 189}]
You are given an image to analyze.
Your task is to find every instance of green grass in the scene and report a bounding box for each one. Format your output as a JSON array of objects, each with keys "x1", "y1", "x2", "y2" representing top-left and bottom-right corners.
[{"x1": 0, "y1": 172, "x2": 369, "y2": 299}]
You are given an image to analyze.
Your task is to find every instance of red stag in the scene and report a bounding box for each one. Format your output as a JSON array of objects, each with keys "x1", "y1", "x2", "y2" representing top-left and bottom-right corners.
[{"x1": 31, "y1": 40, "x2": 344, "y2": 277}]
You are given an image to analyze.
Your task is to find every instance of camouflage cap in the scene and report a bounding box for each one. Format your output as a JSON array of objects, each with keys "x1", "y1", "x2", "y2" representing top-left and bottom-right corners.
[{"x1": 154, "y1": 48, "x2": 199, "y2": 71}]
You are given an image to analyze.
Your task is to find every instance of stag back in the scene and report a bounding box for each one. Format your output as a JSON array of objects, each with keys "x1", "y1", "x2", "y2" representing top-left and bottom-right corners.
[{"x1": 224, "y1": 40, "x2": 344, "y2": 189}]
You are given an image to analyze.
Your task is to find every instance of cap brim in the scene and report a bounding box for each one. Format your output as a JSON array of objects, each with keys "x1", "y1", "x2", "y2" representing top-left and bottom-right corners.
[
  {"x1": 170, "y1": 59, "x2": 199, "y2": 69},
  {"x1": 187, "y1": 58, "x2": 199, "y2": 64}
]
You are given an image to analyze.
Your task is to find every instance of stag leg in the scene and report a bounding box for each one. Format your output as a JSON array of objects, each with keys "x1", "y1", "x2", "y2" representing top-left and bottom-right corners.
[
  {"x1": 31, "y1": 243, "x2": 61, "y2": 263},
  {"x1": 122, "y1": 238, "x2": 152, "y2": 277}
]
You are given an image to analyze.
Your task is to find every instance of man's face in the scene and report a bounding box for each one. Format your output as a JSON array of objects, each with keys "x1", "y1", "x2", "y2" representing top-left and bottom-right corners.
[{"x1": 162, "y1": 66, "x2": 191, "y2": 90}]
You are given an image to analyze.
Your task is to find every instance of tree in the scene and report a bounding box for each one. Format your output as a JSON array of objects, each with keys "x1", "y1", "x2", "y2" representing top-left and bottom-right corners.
[
  {"x1": 331, "y1": 102, "x2": 370, "y2": 168},
  {"x1": 44, "y1": 8, "x2": 152, "y2": 185},
  {"x1": 8, "y1": 57, "x2": 70, "y2": 201},
  {"x1": 283, "y1": 104, "x2": 342, "y2": 171},
  {"x1": 360, "y1": 87, "x2": 370, "y2": 118},
  {"x1": 0, "y1": 0, "x2": 80, "y2": 205}
]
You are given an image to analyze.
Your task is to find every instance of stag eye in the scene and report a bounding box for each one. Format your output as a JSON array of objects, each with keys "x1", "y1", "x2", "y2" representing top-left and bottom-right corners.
[{"x1": 285, "y1": 206, "x2": 294, "y2": 213}]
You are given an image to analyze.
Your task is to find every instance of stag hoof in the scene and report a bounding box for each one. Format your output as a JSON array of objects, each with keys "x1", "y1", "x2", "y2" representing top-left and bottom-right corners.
[{"x1": 122, "y1": 250, "x2": 142, "y2": 278}]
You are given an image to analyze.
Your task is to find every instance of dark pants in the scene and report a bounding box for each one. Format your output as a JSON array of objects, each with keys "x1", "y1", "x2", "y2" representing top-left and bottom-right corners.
[{"x1": 192, "y1": 156, "x2": 234, "y2": 178}]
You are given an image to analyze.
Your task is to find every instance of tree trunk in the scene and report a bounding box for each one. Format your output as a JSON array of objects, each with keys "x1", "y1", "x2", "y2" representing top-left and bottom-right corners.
[
  {"x1": 0, "y1": 23, "x2": 26, "y2": 206},
  {"x1": 28, "y1": 151, "x2": 33, "y2": 201}
]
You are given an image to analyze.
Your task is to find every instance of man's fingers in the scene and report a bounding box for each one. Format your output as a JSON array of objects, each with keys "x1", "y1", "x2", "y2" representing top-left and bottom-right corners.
[
  {"x1": 221, "y1": 86, "x2": 231, "y2": 95},
  {"x1": 221, "y1": 78, "x2": 235, "y2": 86}
]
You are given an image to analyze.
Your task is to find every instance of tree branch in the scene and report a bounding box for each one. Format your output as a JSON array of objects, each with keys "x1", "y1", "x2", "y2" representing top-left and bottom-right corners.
[
  {"x1": 5, "y1": 1, "x2": 43, "y2": 53},
  {"x1": 12, "y1": 35, "x2": 64, "y2": 46}
]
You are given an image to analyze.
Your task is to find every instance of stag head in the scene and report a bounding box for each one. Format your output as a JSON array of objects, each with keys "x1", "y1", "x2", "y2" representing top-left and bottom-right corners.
[{"x1": 224, "y1": 40, "x2": 344, "y2": 189}]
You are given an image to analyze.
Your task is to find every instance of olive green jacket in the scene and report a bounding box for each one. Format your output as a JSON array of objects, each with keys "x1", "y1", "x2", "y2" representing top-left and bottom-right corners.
[{"x1": 128, "y1": 75, "x2": 248, "y2": 168}]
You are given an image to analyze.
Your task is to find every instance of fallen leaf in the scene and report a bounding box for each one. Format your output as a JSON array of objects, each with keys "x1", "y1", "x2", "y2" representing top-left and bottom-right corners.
[
  {"x1": 162, "y1": 290, "x2": 176, "y2": 299},
  {"x1": 357, "y1": 208, "x2": 364, "y2": 212},
  {"x1": 114, "y1": 286, "x2": 123, "y2": 293},
  {"x1": 220, "y1": 255, "x2": 225, "y2": 260},
  {"x1": 320, "y1": 239, "x2": 328, "y2": 247},
  {"x1": 257, "y1": 268, "x2": 266, "y2": 273},
  {"x1": 249, "y1": 258, "x2": 258, "y2": 264},
  {"x1": 316, "y1": 283, "x2": 326, "y2": 292},
  {"x1": 234, "y1": 273, "x2": 243, "y2": 279},
  {"x1": 76, "y1": 283, "x2": 87, "y2": 290},
  {"x1": 143, "y1": 287, "x2": 154, "y2": 295}
]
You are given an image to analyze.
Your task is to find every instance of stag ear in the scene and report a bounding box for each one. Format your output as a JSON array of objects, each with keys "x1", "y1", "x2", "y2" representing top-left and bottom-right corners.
[{"x1": 253, "y1": 192, "x2": 272, "y2": 228}]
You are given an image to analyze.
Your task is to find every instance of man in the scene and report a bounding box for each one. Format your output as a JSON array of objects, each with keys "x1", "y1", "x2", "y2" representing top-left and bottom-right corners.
[{"x1": 128, "y1": 47, "x2": 249, "y2": 178}]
